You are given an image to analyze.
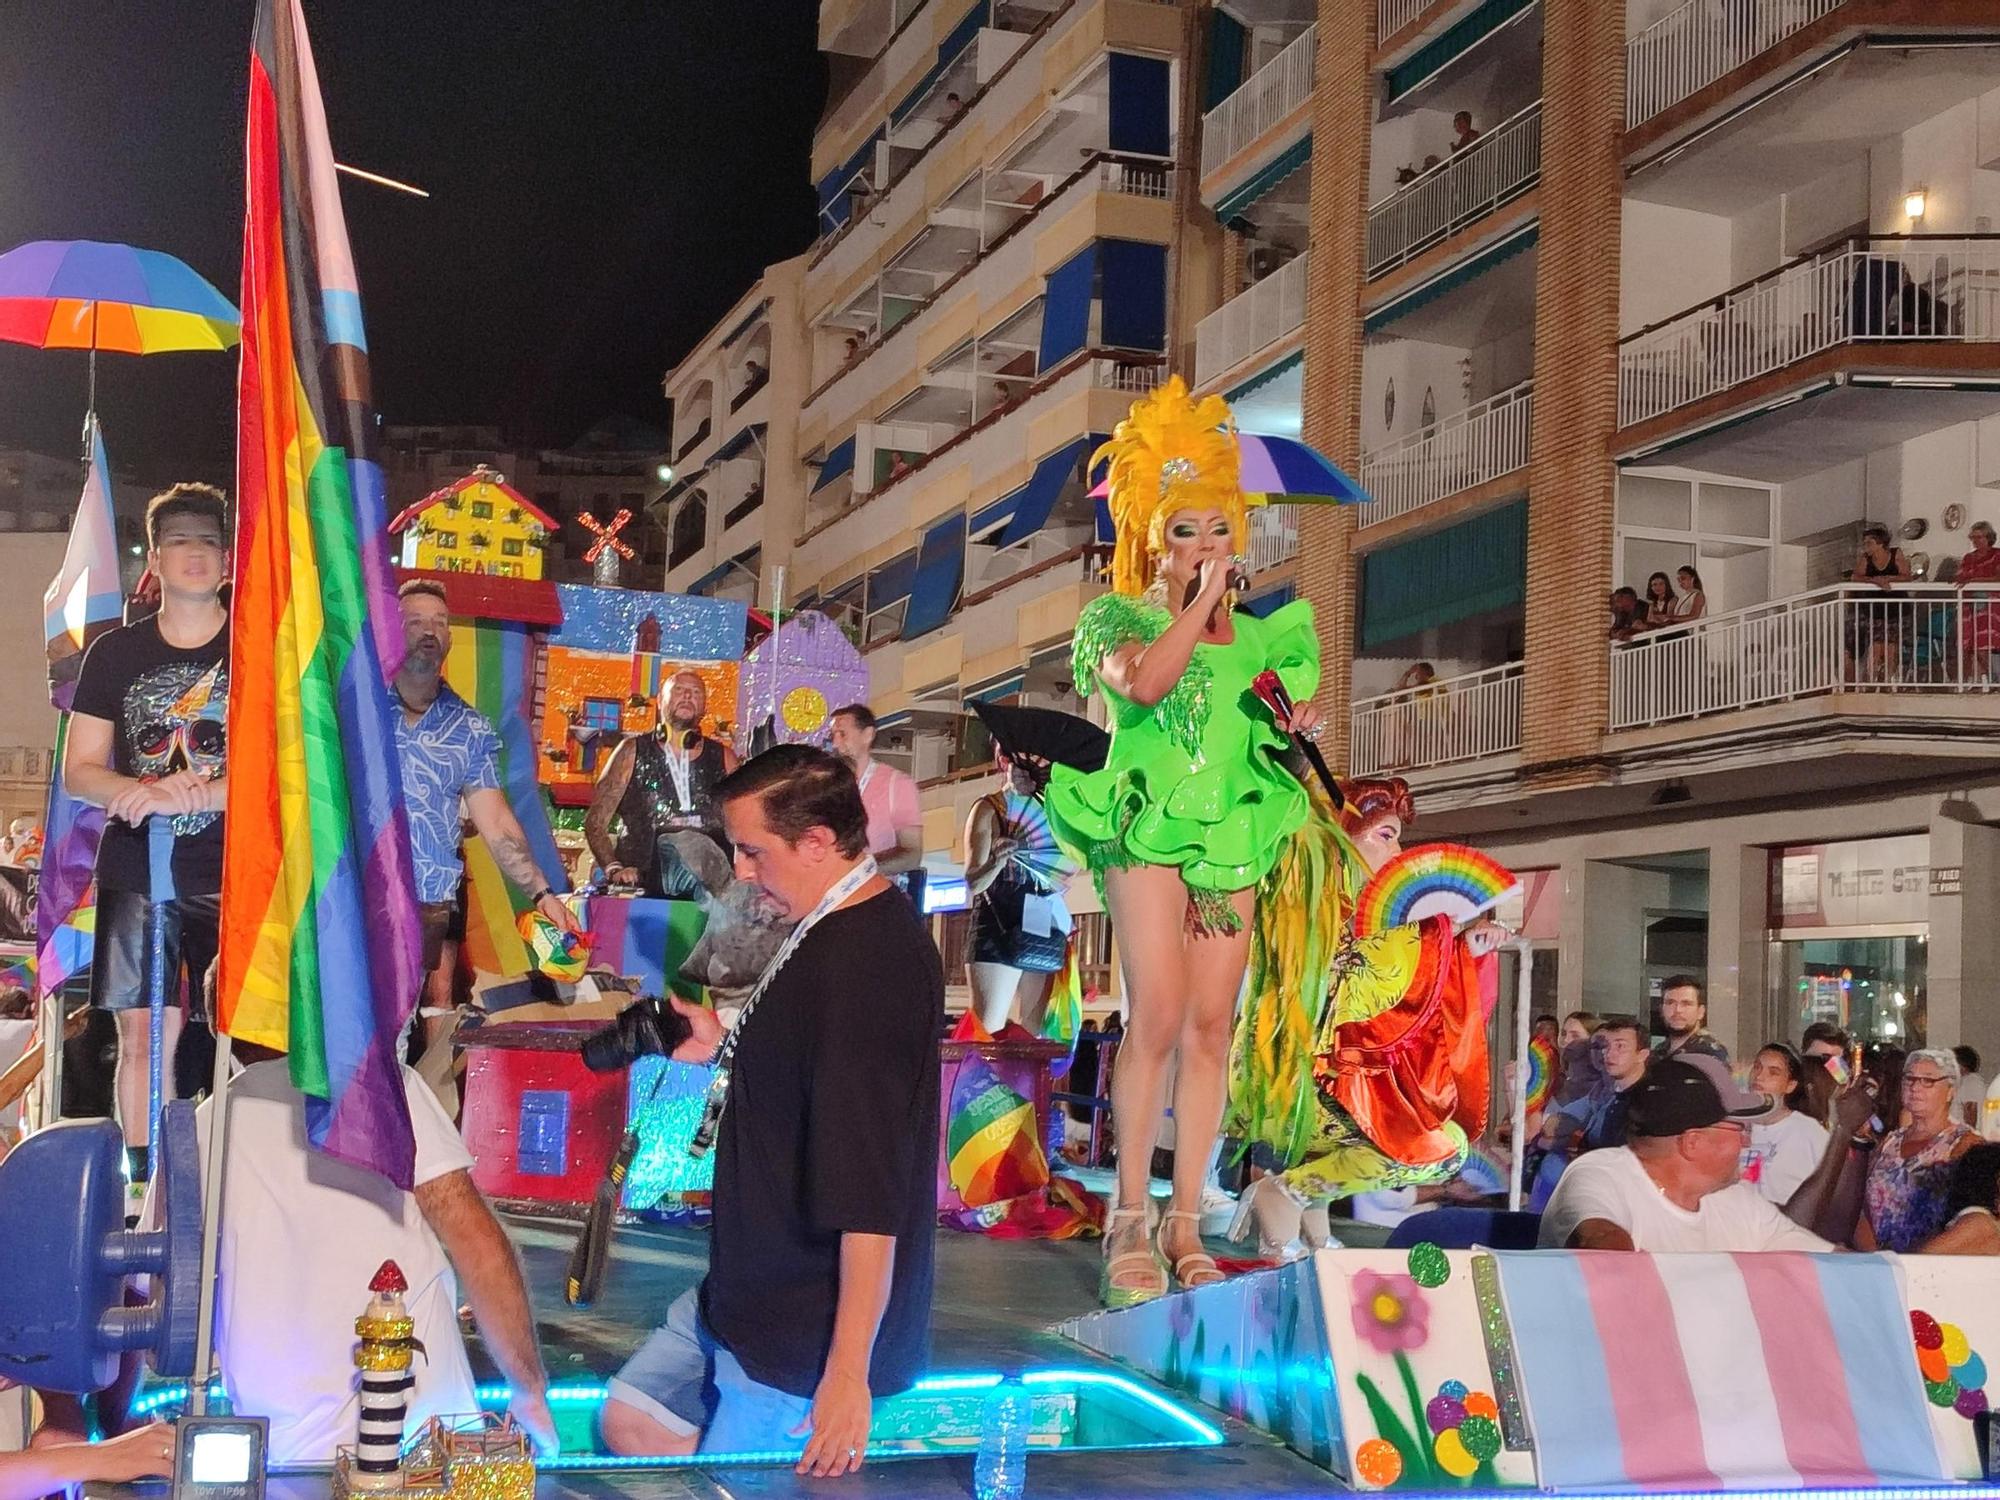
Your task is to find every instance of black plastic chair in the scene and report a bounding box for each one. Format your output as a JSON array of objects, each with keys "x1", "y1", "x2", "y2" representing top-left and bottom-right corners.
[{"x1": 1384, "y1": 1206, "x2": 1542, "y2": 1250}]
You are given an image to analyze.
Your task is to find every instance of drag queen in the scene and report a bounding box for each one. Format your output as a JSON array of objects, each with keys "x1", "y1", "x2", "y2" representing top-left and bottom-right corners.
[{"x1": 1045, "y1": 378, "x2": 1324, "y2": 1305}]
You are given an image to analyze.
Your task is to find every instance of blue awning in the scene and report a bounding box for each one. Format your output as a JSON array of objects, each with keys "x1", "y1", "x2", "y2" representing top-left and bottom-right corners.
[
  {"x1": 972, "y1": 438, "x2": 1092, "y2": 546},
  {"x1": 1204, "y1": 9, "x2": 1247, "y2": 110},
  {"x1": 1364, "y1": 223, "x2": 1538, "y2": 335},
  {"x1": 815, "y1": 128, "x2": 883, "y2": 233},
  {"x1": 868, "y1": 550, "x2": 919, "y2": 610},
  {"x1": 1225, "y1": 348, "x2": 1304, "y2": 404},
  {"x1": 1100, "y1": 239, "x2": 1168, "y2": 353},
  {"x1": 1386, "y1": 0, "x2": 1537, "y2": 104},
  {"x1": 719, "y1": 300, "x2": 771, "y2": 349},
  {"x1": 713, "y1": 423, "x2": 765, "y2": 463},
  {"x1": 1038, "y1": 244, "x2": 1098, "y2": 370},
  {"x1": 890, "y1": 0, "x2": 990, "y2": 127},
  {"x1": 966, "y1": 673, "x2": 1024, "y2": 703},
  {"x1": 1214, "y1": 135, "x2": 1312, "y2": 224},
  {"x1": 902, "y1": 512, "x2": 968, "y2": 639},
  {"x1": 1109, "y1": 53, "x2": 1171, "y2": 159},
  {"x1": 811, "y1": 436, "x2": 857, "y2": 494},
  {"x1": 686, "y1": 559, "x2": 736, "y2": 595},
  {"x1": 1360, "y1": 499, "x2": 1525, "y2": 648}
]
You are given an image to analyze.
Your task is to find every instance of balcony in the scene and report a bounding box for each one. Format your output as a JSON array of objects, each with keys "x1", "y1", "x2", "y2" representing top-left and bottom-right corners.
[
  {"x1": 1609, "y1": 584, "x2": 2000, "y2": 732},
  {"x1": 1359, "y1": 380, "x2": 1532, "y2": 529},
  {"x1": 1199, "y1": 23, "x2": 1316, "y2": 182},
  {"x1": 1246, "y1": 504, "x2": 1301, "y2": 574},
  {"x1": 1619, "y1": 237, "x2": 2000, "y2": 437},
  {"x1": 1348, "y1": 660, "x2": 1523, "y2": 777},
  {"x1": 1626, "y1": 0, "x2": 1842, "y2": 131},
  {"x1": 1379, "y1": 0, "x2": 1434, "y2": 41},
  {"x1": 1193, "y1": 252, "x2": 1309, "y2": 389},
  {"x1": 1366, "y1": 101, "x2": 1540, "y2": 279}
]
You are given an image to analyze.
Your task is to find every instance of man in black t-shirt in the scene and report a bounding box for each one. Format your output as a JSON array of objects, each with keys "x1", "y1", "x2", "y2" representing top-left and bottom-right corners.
[
  {"x1": 601, "y1": 747, "x2": 942, "y2": 1479},
  {"x1": 67, "y1": 483, "x2": 230, "y2": 1185}
]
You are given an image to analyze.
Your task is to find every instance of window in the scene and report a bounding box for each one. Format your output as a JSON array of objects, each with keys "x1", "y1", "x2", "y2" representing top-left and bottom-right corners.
[
  {"x1": 502, "y1": 537, "x2": 524, "y2": 557},
  {"x1": 669, "y1": 493, "x2": 708, "y2": 568},
  {"x1": 434, "y1": 530, "x2": 458, "y2": 550},
  {"x1": 580, "y1": 697, "x2": 623, "y2": 737},
  {"x1": 469, "y1": 500, "x2": 493, "y2": 519}
]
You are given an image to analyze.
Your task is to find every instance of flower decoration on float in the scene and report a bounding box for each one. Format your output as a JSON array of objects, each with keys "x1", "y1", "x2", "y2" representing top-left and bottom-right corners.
[
  {"x1": 1913, "y1": 1308, "x2": 1989, "y2": 1417},
  {"x1": 1351, "y1": 1269, "x2": 1431, "y2": 1355},
  {"x1": 1091, "y1": 375, "x2": 1261, "y2": 598}
]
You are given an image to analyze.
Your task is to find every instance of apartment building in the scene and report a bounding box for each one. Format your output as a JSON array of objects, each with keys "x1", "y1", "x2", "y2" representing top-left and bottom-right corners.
[{"x1": 1207, "y1": 0, "x2": 2000, "y2": 1058}]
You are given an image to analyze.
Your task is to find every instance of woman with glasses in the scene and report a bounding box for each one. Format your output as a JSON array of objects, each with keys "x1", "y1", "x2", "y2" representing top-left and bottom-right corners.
[{"x1": 1856, "y1": 1046, "x2": 1979, "y2": 1251}]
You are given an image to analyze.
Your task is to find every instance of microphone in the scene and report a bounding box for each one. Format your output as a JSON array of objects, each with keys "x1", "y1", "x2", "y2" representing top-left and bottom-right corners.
[
  {"x1": 1252, "y1": 669, "x2": 1344, "y2": 810},
  {"x1": 1181, "y1": 555, "x2": 1254, "y2": 611}
]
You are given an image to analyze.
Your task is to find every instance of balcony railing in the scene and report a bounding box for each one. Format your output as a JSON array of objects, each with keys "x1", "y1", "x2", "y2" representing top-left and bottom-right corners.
[
  {"x1": 1193, "y1": 251, "x2": 1309, "y2": 387},
  {"x1": 1349, "y1": 660, "x2": 1524, "y2": 776},
  {"x1": 1360, "y1": 380, "x2": 1533, "y2": 528},
  {"x1": 1379, "y1": 0, "x2": 1435, "y2": 41},
  {"x1": 1247, "y1": 504, "x2": 1301, "y2": 574},
  {"x1": 1609, "y1": 584, "x2": 2000, "y2": 730},
  {"x1": 1366, "y1": 100, "x2": 1541, "y2": 277},
  {"x1": 1618, "y1": 236, "x2": 2000, "y2": 428},
  {"x1": 1627, "y1": 0, "x2": 1843, "y2": 129},
  {"x1": 1200, "y1": 24, "x2": 1316, "y2": 178}
]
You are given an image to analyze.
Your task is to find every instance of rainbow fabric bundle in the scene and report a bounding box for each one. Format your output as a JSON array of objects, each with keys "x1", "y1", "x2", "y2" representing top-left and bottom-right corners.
[
  {"x1": 945, "y1": 1053, "x2": 1050, "y2": 1209},
  {"x1": 516, "y1": 911, "x2": 590, "y2": 982}
]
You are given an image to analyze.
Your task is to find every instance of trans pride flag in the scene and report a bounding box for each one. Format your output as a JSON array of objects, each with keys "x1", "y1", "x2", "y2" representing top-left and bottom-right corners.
[
  {"x1": 221, "y1": 0, "x2": 424, "y2": 1186},
  {"x1": 1494, "y1": 1250, "x2": 1945, "y2": 1490}
]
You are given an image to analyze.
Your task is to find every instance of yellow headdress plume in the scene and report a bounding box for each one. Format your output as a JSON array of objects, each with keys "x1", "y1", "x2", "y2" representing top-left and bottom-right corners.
[{"x1": 1091, "y1": 376, "x2": 1262, "y2": 597}]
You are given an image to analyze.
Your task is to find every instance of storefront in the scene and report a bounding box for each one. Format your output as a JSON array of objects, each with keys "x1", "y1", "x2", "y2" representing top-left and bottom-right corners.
[{"x1": 1766, "y1": 834, "x2": 1931, "y2": 1049}]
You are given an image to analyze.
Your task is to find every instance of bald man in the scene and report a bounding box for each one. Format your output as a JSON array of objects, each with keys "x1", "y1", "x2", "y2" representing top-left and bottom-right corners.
[{"x1": 585, "y1": 672, "x2": 738, "y2": 897}]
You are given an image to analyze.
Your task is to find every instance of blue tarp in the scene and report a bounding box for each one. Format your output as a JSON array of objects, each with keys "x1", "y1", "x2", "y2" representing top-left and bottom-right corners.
[
  {"x1": 811, "y1": 435, "x2": 857, "y2": 494},
  {"x1": 1038, "y1": 244, "x2": 1098, "y2": 370},
  {"x1": 902, "y1": 512, "x2": 968, "y2": 638}
]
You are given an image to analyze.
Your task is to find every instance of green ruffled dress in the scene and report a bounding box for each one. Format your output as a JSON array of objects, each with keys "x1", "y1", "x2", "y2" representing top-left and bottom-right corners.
[{"x1": 1046, "y1": 591, "x2": 1320, "y2": 895}]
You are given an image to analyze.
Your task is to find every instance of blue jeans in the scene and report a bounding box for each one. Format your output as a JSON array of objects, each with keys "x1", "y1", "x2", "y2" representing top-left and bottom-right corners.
[{"x1": 607, "y1": 1288, "x2": 815, "y2": 1457}]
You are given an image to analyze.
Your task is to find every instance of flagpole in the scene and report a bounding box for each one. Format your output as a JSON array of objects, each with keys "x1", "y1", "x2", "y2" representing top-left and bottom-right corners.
[
  {"x1": 188, "y1": 1030, "x2": 235, "y2": 1416},
  {"x1": 1509, "y1": 938, "x2": 1533, "y2": 1213}
]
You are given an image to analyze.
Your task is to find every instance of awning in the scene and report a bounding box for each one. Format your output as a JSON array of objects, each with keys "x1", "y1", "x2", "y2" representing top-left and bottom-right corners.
[
  {"x1": 718, "y1": 299, "x2": 771, "y2": 349},
  {"x1": 1100, "y1": 239, "x2": 1167, "y2": 354},
  {"x1": 1215, "y1": 135, "x2": 1312, "y2": 225},
  {"x1": 971, "y1": 437, "x2": 1092, "y2": 546},
  {"x1": 1109, "y1": 52, "x2": 1171, "y2": 159},
  {"x1": 868, "y1": 549, "x2": 920, "y2": 609},
  {"x1": 1038, "y1": 244, "x2": 1098, "y2": 371},
  {"x1": 1226, "y1": 348, "x2": 1304, "y2": 404},
  {"x1": 686, "y1": 558, "x2": 737, "y2": 595},
  {"x1": 1386, "y1": 0, "x2": 1537, "y2": 104},
  {"x1": 965, "y1": 672, "x2": 1025, "y2": 703},
  {"x1": 1364, "y1": 222, "x2": 1538, "y2": 335},
  {"x1": 811, "y1": 436, "x2": 857, "y2": 494},
  {"x1": 713, "y1": 423, "x2": 766, "y2": 463},
  {"x1": 890, "y1": 0, "x2": 990, "y2": 128},
  {"x1": 815, "y1": 128, "x2": 883, "y2": 232},
  {"x1": 901, "y1": 512, "x2": 968, "y2": 639},
  {"x1": 1360, "y1": 499, "x2": 1525, "y2": 648}
]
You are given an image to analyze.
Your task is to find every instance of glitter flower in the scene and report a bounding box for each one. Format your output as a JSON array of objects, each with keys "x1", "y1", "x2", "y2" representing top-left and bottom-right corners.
[{"x1": 1351, "y1": 1269, "x2": 1432, "y2": 1355}]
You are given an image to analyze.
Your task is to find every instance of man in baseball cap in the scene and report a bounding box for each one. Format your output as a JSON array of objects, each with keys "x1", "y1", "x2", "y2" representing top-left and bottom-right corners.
[{"x1": 1540, "y1": 1055, "x2": 1834, "y2": 1252}]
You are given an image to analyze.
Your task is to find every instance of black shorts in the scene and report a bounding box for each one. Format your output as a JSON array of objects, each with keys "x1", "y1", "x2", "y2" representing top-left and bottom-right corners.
[
  {"x1": 89, "y1": 889, "x2": 221, "y2": 1020},
  {"x1": 420, "y1": 900, "x2": 459, "y2": 974}
]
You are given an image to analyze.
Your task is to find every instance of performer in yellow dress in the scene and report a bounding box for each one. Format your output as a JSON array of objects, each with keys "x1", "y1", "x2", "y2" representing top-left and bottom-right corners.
[{"x1": 1045, "y1": 378, "x2": 1324, "y2": 1305}]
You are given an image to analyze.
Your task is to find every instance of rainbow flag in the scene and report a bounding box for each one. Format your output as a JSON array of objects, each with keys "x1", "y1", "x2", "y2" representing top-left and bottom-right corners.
[
  {"x1": 35, "y1": 421, "x2": 123, "y2": 996},
  {"x1": 221, "y1": 0, "x2": 424, "y2": 1186}
]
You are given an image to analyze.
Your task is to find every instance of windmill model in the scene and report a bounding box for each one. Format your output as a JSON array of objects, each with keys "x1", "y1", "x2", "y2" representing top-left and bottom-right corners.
[{"x1": 579, "y1": 508, "x2": 635, "y2": 586}]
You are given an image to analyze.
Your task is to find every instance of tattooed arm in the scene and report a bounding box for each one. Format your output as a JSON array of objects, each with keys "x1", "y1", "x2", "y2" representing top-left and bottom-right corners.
[
  {"x1": 466, "y1": 787, "x2": 578, "y2": 933},
  {"x1": 583, "y1": 738, "x2": 637, "y2": 883}
]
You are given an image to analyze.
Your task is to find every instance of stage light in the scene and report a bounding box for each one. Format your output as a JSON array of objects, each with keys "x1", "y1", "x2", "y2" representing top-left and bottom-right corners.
[{"x1": 655, "y1": 463, "x2": 674, "y2": 484}]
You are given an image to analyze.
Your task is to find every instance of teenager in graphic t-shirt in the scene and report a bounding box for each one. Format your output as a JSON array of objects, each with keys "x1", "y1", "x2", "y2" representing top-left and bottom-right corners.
[
  {"x1": 602, "y1": 747, "x2": 942, "y2": 1479},
  {"x1": 66, "y1": 484, "x2": 230, "y2": 1183}
]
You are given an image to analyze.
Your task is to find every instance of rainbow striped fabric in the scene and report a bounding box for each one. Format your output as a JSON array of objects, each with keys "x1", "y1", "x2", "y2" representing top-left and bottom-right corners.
[{"x1": 220, "y1": 0, "x2": 425, "y2": 1186}]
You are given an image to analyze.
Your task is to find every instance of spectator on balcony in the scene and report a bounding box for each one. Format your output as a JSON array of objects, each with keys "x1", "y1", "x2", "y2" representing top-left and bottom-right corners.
[
  {"x1": 1640, "y1": 572, "x2": 1678, "y2": 630},
  {"x1": 1673, "y1": 566, "x2": 1707, "y2": 621},
  {"x1": 942, "y1": 90, "x2": 965, "y2": 122},
  {"x1": 1955, "y1": 521, "x2": 2000, "y2": 681},
  {"x1": 1386, "y1": 661, "x2": 1443, "y2": 770},
  {"x1": 1421, "y1": 153, "x2": 1441, "y2": 173},
  {"x1": 1846, "y1": 524, "x2": 1911, "y2": 681},
  {"x1": 1607, "y1": 587, "x2": 1644, "y2": 642},
  {"x1": 1450, "y1": 111, "x2": 1481, "y2": 151},
  {"x1": 886, "y1": 452, "x2": 913, "y2": 483},
  {"x1": 1394, "y1": 164, "x2": 1419, "y2": 186}
]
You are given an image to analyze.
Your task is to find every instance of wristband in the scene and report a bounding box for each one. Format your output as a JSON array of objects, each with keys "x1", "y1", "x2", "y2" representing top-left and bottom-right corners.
[{"x1": 530, "y1": 887, "x2": 554, "y2": 906}]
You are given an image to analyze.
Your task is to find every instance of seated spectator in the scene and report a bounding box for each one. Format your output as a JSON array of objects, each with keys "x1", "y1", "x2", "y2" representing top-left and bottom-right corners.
[
  {"x1": 149, "y1": 1041, "x2": 555, "y2": 1467},
  {"x1": 1953, "y1": 1045, "x2": 1986, "y2": 1130},
  {"x1": 1801, "y1": 1020, "x2": 1852, "y2": 1071},
  {"x1": 1528, "y1": 1014, "x2": 1650, "y2": 1209},
  {"x1": 1451, "y1": 110, "x2": 1480, "y2": 151},
  {"x1": 1923, "y1": 1143, "x2": 2000, "y2": 1253},
  {"x1": 1607, "y1": 587, "x2": 1644, "y2": 641},
  {"x1": 1539, "y1": 1055, "x2": 1833, "y2": 1252},
  {"x1": 1742, "y1": 1043, "x2": 1830, "y2": 1204},
  {"x1": 1857, "y1": 1047, "x2": 1979, "y2": 1252}
]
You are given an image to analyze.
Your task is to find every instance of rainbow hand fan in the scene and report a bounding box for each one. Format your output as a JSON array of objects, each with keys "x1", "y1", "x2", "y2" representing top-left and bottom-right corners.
[
  {"x1": 1002, "y1": 792, "x2": 1075, "y2": 886},
  {"x1": 1352, "y1": 843, "x2": 1517, "y2": 938},
  {"x1": 1523, "y1": 1035, "x2": 1557, "y2": 1113}
]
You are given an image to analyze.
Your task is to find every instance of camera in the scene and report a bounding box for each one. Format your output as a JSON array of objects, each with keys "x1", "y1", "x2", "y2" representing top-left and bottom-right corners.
[{"x1": 580, "y1": 996, "x2": 695, "y2": 1073}]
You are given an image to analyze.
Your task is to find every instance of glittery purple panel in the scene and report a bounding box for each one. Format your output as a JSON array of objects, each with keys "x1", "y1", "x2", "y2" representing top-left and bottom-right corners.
[
  {"x1": 1470, "y1": 1252, "x2": 1531, "y2": 1451},
  {"x1": 549, "y1": 583, "x2": 745, "y2": 659},
  {"x1": 736, "y1": 611, "x2": 870, "y2": 749}
]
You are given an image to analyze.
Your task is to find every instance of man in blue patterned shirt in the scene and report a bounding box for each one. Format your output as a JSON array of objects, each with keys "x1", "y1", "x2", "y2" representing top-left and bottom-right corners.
[{"x1": 393, "y1": 581, "x2": 576, "y2": 1027}]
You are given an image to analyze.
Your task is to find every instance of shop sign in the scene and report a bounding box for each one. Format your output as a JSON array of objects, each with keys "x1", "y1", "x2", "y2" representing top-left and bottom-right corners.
[
  {"x1": 1769, "y1": 834, "x2": 1930, "y2": 929},
  {"x1": 1931, "y1": 865, "x2": 1963, "y2": 897}
]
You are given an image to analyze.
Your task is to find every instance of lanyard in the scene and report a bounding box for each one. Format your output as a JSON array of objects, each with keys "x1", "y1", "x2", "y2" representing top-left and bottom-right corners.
[
  {"x1": 687, "y1": 854, "x2": 879, "y2": 1158},
  {"x1": 663, "y1": 737, "x2": 695, "y2": 811},
  {"x1": 857, "y1": 762, "x2": 877, "y2": 798}
]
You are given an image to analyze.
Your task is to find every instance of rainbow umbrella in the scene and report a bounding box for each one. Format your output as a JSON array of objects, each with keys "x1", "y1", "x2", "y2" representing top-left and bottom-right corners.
[
  {"x1": 0, "y1": 239, "x2": 240, "y2": 418},
  {"x1": 1089, "y1": 430, "x2": 1368, "y2": 505}
]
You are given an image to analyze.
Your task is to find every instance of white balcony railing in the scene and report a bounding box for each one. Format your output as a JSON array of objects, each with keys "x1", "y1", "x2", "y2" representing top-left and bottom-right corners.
[
  {"x1": 1618, "y1": 236, "x2": 2000, "y2": 428},
  {"x1": 1379, "y1": 0, "x2": 1435, "y2": 40},
  {"x1": 1366, "y1": 100, "x2": 1541, "y2": 277},
  {"x1": 1193, "y1": 251, "x2": 1310, "y2": 388},
  {"x1": 1627, "y1": 0, "x2": 1843, "y2": 129},
  {"x1": 1610, "y1": 584, "x2": 2000, "y2": 730},
  {"x1": 1200, "y1": 24, "x2": 1316, "y2": 178},
  {"x1": 1099, "y1": 155, "x2": 1172, "y2": 199},
  {"x1": 1349, "y1": 660, "x2": 1524, "y2": 776},
  {"x1": 1247, "y1": 504, "x2": 1301, "y2": 574},
  {"x1": 1360, "y1": 380, "x2": 1533, "y2": 528}
]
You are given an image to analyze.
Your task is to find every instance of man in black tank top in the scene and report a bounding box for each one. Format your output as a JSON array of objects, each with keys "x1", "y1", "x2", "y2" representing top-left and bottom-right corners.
[{"x1": 584, "y1": 671, "x2": 739, "y2": 897}]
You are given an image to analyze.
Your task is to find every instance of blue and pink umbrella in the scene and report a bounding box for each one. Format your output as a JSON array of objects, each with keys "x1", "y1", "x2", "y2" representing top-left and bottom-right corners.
[{"x1": 1089, "y1": 430, "x2": 1369, "y2": 506}]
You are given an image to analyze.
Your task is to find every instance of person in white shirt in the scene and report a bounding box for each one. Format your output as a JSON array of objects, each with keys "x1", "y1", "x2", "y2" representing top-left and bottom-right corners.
[
  {"x1": 1953, "y1": 1046, "x2": 1987, "y2": 1131},
  {"x1": 151, "y1": 1055, "x2": 554, "y2": 1467},
  {"x1": 1540, "y1": 1054, "x2": 1832, "y2": 1253},
  {"x1": 1742, "y1": 1043, "x2": 1831, "y2": 1205},
  {"x1": 1924, "y1": 1143, "x2": 2000, "y2": 1254}
]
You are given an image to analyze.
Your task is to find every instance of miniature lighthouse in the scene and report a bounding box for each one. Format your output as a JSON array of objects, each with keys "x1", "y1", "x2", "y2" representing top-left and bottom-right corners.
[{"x1": 350, "y1": 1259, "x2": 419, "y2": 1489}]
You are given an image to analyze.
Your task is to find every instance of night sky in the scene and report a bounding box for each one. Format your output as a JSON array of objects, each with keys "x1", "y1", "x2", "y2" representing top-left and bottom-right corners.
[{"x1": 0, "y1": 1, "x2": 825, "y2": 483}]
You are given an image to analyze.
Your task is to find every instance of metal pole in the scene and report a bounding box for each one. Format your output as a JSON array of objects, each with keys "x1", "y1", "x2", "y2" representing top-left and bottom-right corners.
[
  {"x1": 188, "y1": 1031, "x2": 234, "y2": 1416},
  {"x1": 37, "y1": 990, "x2": 63, "y2": 1130},
  {"x1": 1509, "y1": 939, "x2": 1534, "y2": 1213},
  {"x1": 768, "y1": 563, "x2": 785, "y2": 736},
  {"x1": 146, "y1": 819, "x2": 175, "y2": 1164}
]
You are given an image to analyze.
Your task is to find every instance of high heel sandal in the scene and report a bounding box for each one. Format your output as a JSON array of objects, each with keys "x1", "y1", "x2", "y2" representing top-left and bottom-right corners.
[
  {"x1": 1226, "y1": 1175, "x2": 1308, "y2": 1263},
  {"x1": 1159, "y1": 1209, "x2": 1225, "y2": 1289},
  {"x1": 1100, "y1": 1205, "x2": 1168, "y2": 1308}
]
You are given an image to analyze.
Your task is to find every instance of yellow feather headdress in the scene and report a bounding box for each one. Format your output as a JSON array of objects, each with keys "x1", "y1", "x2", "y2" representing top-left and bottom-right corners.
[{"x1": 1091, "y1": 376, "x2": 1263, "y2": 597}]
